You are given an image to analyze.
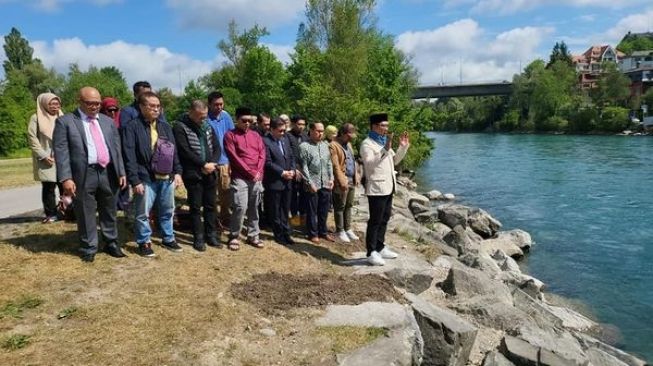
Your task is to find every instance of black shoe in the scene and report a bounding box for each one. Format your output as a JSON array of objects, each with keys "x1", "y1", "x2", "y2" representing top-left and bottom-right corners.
[
  {"x1": 284, "y1": 236, "x2": 296, "y2": 245},
  {"x1": 161, "y1": 240, "x2": 183, "y2": 253},
  {"x1": 103, "y1": 242, "x2": 127, "y2": 258},
  {"x1": 81, "y1": 253, "x2": 95, "y2": 262},
  {"x1": 274, "y1": 237, "x2": 288, "y2": 246},
  {"x1": 193, "y1": 242, "x2": 207, "y2": 252},
  {"x1": 139, "y1": 242, "x2": 156, "y2": 257},
  {"x1": 206, "y1": 235, "x2": 223, "y2": 249}
]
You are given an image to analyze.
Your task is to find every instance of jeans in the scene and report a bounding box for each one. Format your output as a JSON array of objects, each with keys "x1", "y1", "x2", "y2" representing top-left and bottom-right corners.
[
  {"x1": 306, "y1": 188, "x2": 331, "y2": 238},
  {"x1": 366, "y1": 194, "x2": 393, "y2": 256},
  {"x1": 229, "y1": 178, "x2": 263, "y2": 240},
  {"x1": 133, "y1": 179, "x2": 176, "y2": 245},
  {"x1": 332, "y1": 185, "x2": 355, "y2": 232}
]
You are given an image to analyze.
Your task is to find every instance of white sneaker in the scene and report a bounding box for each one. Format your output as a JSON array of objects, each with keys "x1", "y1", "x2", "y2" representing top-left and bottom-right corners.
[
  {"x1": 337, "y1": 231, "x2": 351, "y2": 243},
  {"x1": 379, "y1": 247, "x2": 399, "y2": 259},
  {"x1": 345, "y1": 229, "x2": 360, "y2": 241},
  {"x1": 367, "y1": 251, "x2": 386, "y2": 266}
]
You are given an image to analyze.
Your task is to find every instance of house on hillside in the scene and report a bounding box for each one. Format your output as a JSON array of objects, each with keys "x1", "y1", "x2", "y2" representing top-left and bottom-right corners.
[
  {"x1": 619, "y1": 50, "x2": 653, "y2": 98},
  {"x1": 572, "y1": 45, "x2": 619, "y2": 89}
]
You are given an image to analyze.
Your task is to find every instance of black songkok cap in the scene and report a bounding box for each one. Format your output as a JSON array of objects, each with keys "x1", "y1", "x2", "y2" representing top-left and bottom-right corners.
[
  {"x1": 369, "y1": 113, "x2": 388, "y2": 125},
  {"x1": 235, "y1": 107, "x2": 253, "y2": 119}
]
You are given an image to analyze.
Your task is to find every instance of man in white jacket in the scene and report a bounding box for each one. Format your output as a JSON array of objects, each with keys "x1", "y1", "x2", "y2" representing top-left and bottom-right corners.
[{"x1": 360, "y1": 113, "x2": 410, "y2": 266}]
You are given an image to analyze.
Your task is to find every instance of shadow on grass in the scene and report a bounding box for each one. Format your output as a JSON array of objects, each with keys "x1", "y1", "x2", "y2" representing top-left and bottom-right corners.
[
  {"x1": 0, "y1": 209, "x2": 43, "y2": 224},
  {"x1": 2, "y1": 229, "x2": 79, "y2": 255},
  {"x1": 285, "y1": 240, "x2": 350, "y2": 265}
]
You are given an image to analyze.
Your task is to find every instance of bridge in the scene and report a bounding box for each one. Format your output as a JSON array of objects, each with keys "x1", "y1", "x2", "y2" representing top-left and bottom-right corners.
[{"x1": 412, "y1": 82, "x2": 513, "y2": 99}]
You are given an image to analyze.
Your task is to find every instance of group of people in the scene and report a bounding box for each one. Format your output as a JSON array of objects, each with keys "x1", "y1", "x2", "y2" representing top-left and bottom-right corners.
[{"x1": 28, "y1": 81, "x2": 410, "y2": 266}]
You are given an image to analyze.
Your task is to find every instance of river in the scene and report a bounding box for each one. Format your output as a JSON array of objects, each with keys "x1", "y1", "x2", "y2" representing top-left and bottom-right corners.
[{"x1": 413, "y1": 132, "x2": 653, "y2": 359}]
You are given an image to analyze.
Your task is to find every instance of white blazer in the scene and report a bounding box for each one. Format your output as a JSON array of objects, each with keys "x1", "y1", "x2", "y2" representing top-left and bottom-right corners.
[{"x1": 360, "y1": 137, "x2": 408, "y2": 196}]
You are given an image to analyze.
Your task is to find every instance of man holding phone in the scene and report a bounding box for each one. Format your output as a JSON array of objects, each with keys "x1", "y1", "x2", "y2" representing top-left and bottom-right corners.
[{"x1": 360, "y1": 113, "x2": 410, "y2": 266}]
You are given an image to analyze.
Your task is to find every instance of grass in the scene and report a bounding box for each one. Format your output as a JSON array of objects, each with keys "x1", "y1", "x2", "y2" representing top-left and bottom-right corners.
[
  {"x1": 2, "y1": 334, "x2": 31, "y2": 350},
  {"x1": 0, "y1": 215, "x2": 416, "y2": 365},
  {"x1": 0, "y1": 158, "x2": 35, "y2": 189},
  {"x1": 314, "y1": 326, "x2": 388, "y2": 354},
  {"x1": 0, "y1": 295, "x2": 44, "y2": 319}
]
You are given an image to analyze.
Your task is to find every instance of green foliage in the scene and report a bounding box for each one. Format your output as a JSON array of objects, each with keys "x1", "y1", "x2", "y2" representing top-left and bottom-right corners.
[
  {"x1": 597, "y1": 106, "x2": 629, "y2": 132},
  {"x1": 2, "y1": 27, "x2": 35, "y2": 74},
  {"x1": 593, "y1": 62, "x2": 631, "y2": 107},
  {"x1": 641, "y1": 88, "x2": 653, "y2": 111},
  {"x1": 548, "y1": 41, "x2": 573, "y2": 67},
  {"x1": 60, "y1": 64, "x2": 131, "y2": 112},
  {"x1": 1, "y1": 334, "x2": 30, "y2": 350},
  {"x1": 0, "y1": 295, "x2": 44, "y2": 319},
  {"x1": 238, "y1": 46, "x2": 288, "y2": 114},
  {"x1": 0, "y1": 72, "x2": 34, "y2": 156},
  {"x1": 617, "y1": 32, "x2": 653, "y2": 55},
  {"x1": 567, "y1": 106, "x2": 599, "y2": 132}
]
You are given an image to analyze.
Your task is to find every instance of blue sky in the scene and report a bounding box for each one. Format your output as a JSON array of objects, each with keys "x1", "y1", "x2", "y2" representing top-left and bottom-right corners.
[{"x1": 0, "y1": 0, "x2": 652, "y2": 93}]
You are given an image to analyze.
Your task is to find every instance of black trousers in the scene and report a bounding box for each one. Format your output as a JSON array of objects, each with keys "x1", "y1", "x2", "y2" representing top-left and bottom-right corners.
[
  {"x1": 266, "y1": 188, "x2": 292, "y2": 241},
  {"x1": 306, "y1": 188, "x2": 331, "y2": 238},
  {"x1": 366, "y1": 194, "x2": 393, "y2": 256},
  {"x1": 42, "y1": 181, "x2": 62, "y2": 217},
  {"x1": 185, "y1": 174, "x2": 217, "y2": 242},
  {"x1": 73, "y1": 165, "x2": 119, "y2": 255},
  {"x1": 290, "y1": 181, "x2": 306, "y2": 216}
]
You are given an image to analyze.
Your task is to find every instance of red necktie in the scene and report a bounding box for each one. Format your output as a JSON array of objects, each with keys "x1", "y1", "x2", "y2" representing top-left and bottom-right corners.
[{"x1": 88, "y1": 116, "x2": 110, "y2": 168}]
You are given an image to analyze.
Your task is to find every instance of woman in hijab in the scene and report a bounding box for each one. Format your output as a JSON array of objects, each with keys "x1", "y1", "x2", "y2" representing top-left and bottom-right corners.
[
  {"x1": 101, "y1": 97, "x2": 121, "y2": 129},
  {"x1": 27, "y1": 92, "x2": 64, "y2": 223}
]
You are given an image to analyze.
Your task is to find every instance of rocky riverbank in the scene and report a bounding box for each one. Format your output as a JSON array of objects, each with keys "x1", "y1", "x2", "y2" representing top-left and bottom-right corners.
[{"x1": 324, "y1": 176, "x2": 648, "y2": 365}]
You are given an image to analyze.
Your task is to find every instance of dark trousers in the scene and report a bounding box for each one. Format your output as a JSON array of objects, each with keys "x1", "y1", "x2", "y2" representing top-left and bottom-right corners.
[
  {"x1": 116, "y1": 187, "x2": 130, "y2": 211},
  {"x1": 42, "y1": 181, "x2": 62, "y2": 218},
  {"x1": 306, "y1": 188, "x2": 331, "y2": 238},
  {"x1": 185, "y1": 175, "x2": 217, "y2": 243},
  {"x1": 290, "y1": 181, "x2": 306, "y2": 216},
  {"x1": 366, "y1": 194, "x2": 393, "y2": 256},
  {"x1": 266, "y1": 188, "x2": 292, "y2": 241},
  {"x1": 73, "y1": 165, "x2": 119, "y2": 255}
]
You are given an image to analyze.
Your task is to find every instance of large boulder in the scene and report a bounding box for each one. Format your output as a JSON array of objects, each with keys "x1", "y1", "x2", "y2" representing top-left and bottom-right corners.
[
  {"x1": 574, "y1": 333, "x2": 648, "y2": 366},
  {"x1": 586, "y1": 348, "x2": 630, "y2": 366},
  {"x1": 387, "y1": 215, "x2": 458, "y2": 257},
  {"x1": 414, "y1": 210, "x2": 440, "y2": 224},
  {"x1": 515, "y1": 324, "x2": 587, "y2": 365},
  {"x1": 498, "y1": 271, "x2": 545, "y2": 300},
  {"x1": 439, "y1": 259, "x2": 514, "y2": 305},
  {"x1": 443, "y1": 225, "x2": 480, "y2": 256},
  {"x1": 408, "y1": 193, "x2": 431, "y2": 208},
  {"x1": 468, "y1": 208, "x2": 502, "y2": 239},
  {"x1": 408, "y1": 294, "x2": 478, "y2": 366},
  {"x1": 437, "y1": 204, "x2": 471, "y2": 229},
  {"x1": 409, "y1": 201, "x2": 432, "y2": 217},
  {"x1": 425, "y1": 189, "x2": 443, "y2": 200},
  {"x1": 483, "y1": 351, "x2": 516, "y2": 366},
  {"x1": 481, "y1": 235, "x2": 525, "y2": 259},
  {"x1": 500, "y1": 336, "x2": 539, "y2": 366},
  {"x1": 430, "y1": 222, "x2": 452, "y2": 239},
  {"x1": 318, "y1": 302, "x2": 424, "y2": 366},
  {"x1": 460, "y1": 251, "x2": 502, "y2": 277}
]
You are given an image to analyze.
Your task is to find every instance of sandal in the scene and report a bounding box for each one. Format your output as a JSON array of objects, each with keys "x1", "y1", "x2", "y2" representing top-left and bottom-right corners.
[
  {"x1": 247, "y1": 237, "x2": 264, "y2": 248},
  {"x1": 228, "y1": 239, "x2": 241, "y2": 251}
]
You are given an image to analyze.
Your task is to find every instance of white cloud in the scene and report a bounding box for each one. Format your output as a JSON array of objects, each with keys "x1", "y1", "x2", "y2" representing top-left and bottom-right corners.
[
  {"x1": 263, "y1": 43, "x2": 294, "y2": 65},
  {"x1": 165, "y1": 0, "x2": 305, "y2": 31},
  {"x1": 30, "y1": 38, "x2": 218, "y2": 94},
  {"x1": 604, "y1": 8, "x2": 653, "y2": 44},
  {"x1": 0, "y1": 0, "x2": 121, "y2": 12},
  {"x1": 396, "y1": 20, "x2": 552, "y2": 84},
  {"x1": 444, "y1": 0, "x2": 647, "y2": 14}
]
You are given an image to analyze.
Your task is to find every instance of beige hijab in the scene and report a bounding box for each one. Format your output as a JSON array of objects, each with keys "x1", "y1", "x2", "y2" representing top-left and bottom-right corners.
[{"x1": 36, "y1": 93, "x2": 63, "y2": 140}]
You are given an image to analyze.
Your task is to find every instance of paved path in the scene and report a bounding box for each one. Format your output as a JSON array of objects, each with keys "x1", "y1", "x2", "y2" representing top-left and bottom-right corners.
[{"x1": 0, "y1": 184, "x2": 42, "y2": 219}]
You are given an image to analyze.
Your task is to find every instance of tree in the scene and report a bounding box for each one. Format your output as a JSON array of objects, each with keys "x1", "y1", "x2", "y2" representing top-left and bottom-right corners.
[
  {"x1": 60, "y1": 64, "x2": 131, "y2": 112},
  {"x1": 0, "y1": 72, "x2": 34, "y2": 156},
  {"x1": 593, "y1": 62, "x2": 631, "y2": 107},
  {"x1": 2, "y1": 27, "x2": 35, "y2": 74},
  {"x1": 547, "y1": 41, "x2": 573, "y2": 68},
  {"x1": 218, "y1": 20, "x2": 269, "y2": 67}
]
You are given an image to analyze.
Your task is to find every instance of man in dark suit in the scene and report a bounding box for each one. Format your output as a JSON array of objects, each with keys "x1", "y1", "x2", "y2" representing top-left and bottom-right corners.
[
  {"x1": 263, "y1": 118, "x2": 296, "y2": 245},
  {"x1": 53, "y1": 87, "x2": 127, "y2": 262}
]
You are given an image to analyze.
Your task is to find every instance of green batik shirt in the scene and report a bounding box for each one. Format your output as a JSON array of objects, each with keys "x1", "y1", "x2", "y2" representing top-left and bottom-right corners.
[{"x1": 299, "y1": 140, "x2": 333, "y2": 189}]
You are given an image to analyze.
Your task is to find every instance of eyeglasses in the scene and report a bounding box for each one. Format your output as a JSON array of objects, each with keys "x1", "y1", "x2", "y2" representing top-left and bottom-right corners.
[
  {"x1": 81, "y1": 100, "x2": 101, "y2": 107},
  {"x1": 240, "y1": 118, "x2": 253, "y2": 123},
  {"x1": 107, "y1": 108, "x2": 119, "y2": 113}
]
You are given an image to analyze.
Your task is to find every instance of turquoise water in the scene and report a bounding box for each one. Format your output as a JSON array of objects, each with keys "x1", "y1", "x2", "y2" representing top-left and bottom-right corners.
[{"x1": 414, "y1": 133, "x2": 653, "y2": 360}]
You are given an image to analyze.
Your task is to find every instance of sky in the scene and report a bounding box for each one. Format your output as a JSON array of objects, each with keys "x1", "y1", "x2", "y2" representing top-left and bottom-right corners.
[{"x1": 0, "y1": 0, "x2": 652, "y2": 94}]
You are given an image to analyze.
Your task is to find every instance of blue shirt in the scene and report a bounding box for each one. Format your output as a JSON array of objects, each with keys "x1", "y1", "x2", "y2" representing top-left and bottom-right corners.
[
  {"x1": 208, "y1": 110, "x2": 235, "y2": 165},
  {"x1": 78, "y1": 109, "x2": 107, "y2": 165}
]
